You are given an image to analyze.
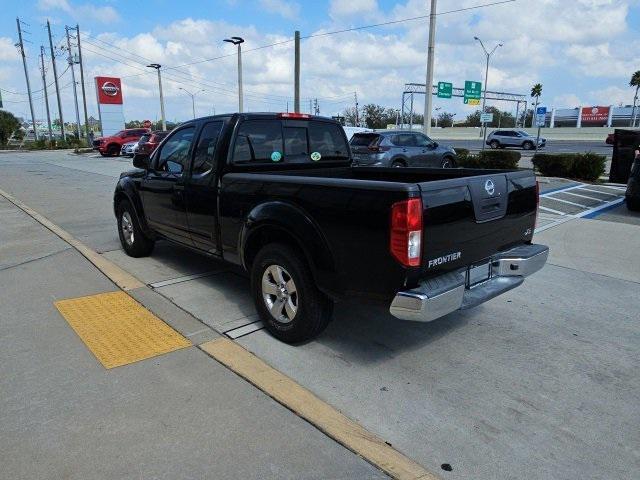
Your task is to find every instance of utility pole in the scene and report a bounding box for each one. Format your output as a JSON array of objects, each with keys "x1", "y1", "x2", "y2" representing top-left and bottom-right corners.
[
  {"x1": 16, "y1": 18, "x2": 38, "y2": 141},
  {"x1": 423, "y1": 0, "x2": 437, "y2": 136},
  {"x1": 65, "y1": 26, "x2": 82, "y2": 140},
  {"x1": 39, "y1": 46, "x2": 53, "y2": 141},
  {"x1": 294, "y1": 30, "x2": 300, "y2": 113},
  {"x1": 313, "y1": 98, "x2": 319, "y2": 115},
  {"x1": 474, "y1": 36, "x2": 502, "y2": 151},
  {"x1": 47, "y1": 19, "x2": 64, "y2": 139},
  {"x1": 146, "y1": 64, "x2": 166, "y2": 130},
  {"x1": 354, "y1": 92, "x2": 359, "y2": 126},
  {"x1": 75, "y1": 24, "x2": 90, "y2": 145},
  {"x1": 309, "y1": 99, "x2": 313, "y2": 114},
  {"x1": 224, "y1": 37, "x2": 245, "y2": 112}
]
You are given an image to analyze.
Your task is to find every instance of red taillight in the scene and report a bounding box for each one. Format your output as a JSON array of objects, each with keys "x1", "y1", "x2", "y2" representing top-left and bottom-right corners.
[
  {"x1": 390, "y1": 198, "x2": 423, "y2": 267},
  {"x1": 278, "y1": 112, "x2": 310, "y2": 119},
  {"x1": 368, "y1": 145, "x2": 390, "y2": 153}
]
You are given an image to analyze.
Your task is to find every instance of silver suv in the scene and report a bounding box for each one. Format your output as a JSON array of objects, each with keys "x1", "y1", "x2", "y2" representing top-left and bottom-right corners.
[
  {"x1": 350, "y1": 131, "x2": 457, "y2": 168},
  {"x1": 486, "y1": 129, "x2": 546, "y2": 150}
]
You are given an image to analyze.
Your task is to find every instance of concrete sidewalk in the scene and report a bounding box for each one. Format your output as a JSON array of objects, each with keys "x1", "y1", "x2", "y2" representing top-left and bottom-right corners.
[{"x1": 0, "y1": 197, "x2": 386, "y2": 480}]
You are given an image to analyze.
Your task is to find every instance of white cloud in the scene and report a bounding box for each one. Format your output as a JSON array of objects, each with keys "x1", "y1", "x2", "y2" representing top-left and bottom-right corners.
[
  {"x1": 329, "y1": 0, "x2": 379, "y2": 20},
  {"x1": 37, "y1": 0, "x2": 120, "y2": 24},
  {"x1": 259, "y1": 0, "x2": 301, "y2": 20},
  {"x1": 0, "y1": 37, "x2": 20, "y2": 62},
  {"x1": 588, "y1": 86, "x2": 635, "y2": 107}
]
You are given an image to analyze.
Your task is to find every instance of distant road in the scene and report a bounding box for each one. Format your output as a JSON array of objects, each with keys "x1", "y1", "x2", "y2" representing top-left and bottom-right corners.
[{"x1": 447, "y1": 139, "x2": 612, "y2": 156}]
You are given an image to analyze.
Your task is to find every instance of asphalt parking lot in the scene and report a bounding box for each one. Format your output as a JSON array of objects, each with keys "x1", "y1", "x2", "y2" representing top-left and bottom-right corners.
[{"x1": 1, "y1": 150, "x2": 639, "y2": 479}]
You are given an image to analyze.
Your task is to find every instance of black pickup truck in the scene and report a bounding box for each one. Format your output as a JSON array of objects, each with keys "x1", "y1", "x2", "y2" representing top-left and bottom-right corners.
[{"x1": 114, "y1": 113, "x2": 548, "y2": 343}]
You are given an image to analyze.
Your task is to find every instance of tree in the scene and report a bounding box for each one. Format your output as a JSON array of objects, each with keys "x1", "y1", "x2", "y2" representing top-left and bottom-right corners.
[
  {"x1": 530, "y1": 83, "x2": 543, "y2": 127},
  {"x1": 341, "y1": 106, "x2": 359, "y2": 127},
  {"x1": 0, "y1": 110, "x2": 20, "y2": 146},
  {"x1": 629, "y1": 71, "x2": 640, "y2": 127},
  {"x1": 436, "y1": 111, "x2": 455, "y2": 128},
  {"x1": 362, "y1": 104, "x2": 386, "y2": 129}
]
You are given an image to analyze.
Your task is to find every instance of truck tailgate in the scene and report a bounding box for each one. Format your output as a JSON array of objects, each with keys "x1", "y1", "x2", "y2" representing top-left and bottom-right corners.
[{"x1": 418, "y1": 171, "x2": 537, "y2": 276}]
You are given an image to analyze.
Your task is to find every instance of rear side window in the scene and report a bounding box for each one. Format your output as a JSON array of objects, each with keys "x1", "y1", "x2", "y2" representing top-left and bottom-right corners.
[
  {"x1": 308, "y1": 122, "x2": 349, "y2": 159},
  {"x1": 350, "y1": 133, "x2": 380, "y2": 147},
  {"x1": 233, "y1": 120, "x2": 284, "y2": 163}
]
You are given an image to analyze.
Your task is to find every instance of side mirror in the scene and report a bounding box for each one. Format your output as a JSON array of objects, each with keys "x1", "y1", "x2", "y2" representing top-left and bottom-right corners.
[{"x1": 133, "y1": 153, "x2": 150, "y2": 169}]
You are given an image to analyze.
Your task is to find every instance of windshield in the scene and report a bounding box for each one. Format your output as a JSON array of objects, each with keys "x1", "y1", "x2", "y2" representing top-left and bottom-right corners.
[
  {"x1": 350, "y1": 133, "x2": 380, "y2": 147},
  {"x1": 138, "y1": 134, "x2": 151, "y2": 144}
]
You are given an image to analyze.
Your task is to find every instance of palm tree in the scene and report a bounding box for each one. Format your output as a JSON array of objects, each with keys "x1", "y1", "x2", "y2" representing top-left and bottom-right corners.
[
  {"x1": 629, "y1": 71, "x2": 640, "y2": 127},
  {"x1": 530, "y1": 83, "x2": 543, "y2": 128}
]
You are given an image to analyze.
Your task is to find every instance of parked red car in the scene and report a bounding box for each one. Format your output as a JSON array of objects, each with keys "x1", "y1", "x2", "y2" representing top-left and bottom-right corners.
[
  {"x1": 93, "y1": 128, "x2": 150, "y2": 157},
  {"x1": 135, "y1": 130, "x2": 169, "y2": 155}
]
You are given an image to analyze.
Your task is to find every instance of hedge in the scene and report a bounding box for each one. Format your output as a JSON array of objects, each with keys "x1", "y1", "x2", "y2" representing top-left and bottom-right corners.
[
  {"x1": 457, "y1": 149, "x2": 521, "y2": 170},
  {"x1": 532, "y1": 152, "x2": 606, "y2": 182}
]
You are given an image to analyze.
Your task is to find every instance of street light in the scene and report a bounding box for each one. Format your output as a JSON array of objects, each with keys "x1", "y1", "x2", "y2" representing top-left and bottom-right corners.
[
  {"x1": 147, "y1": 63, "x2": 166, "y2": 131},
  {"x1": 474, "y1": 37, "x2": 503, "y2": 150},
  {"x1": 434, "y1": 106, "x2": 442, "y2": 128},
  {"x1": 179, "y1": 87, "x2": 204, "y2": 119},
  {"x1": 223, "y1": 36, "x2": 244, "y2": 112}
]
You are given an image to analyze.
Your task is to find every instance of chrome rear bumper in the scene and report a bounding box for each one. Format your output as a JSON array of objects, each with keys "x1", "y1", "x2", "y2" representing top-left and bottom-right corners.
[{"x1": 389, "y1": 244, "x2": 548, "y2": 322}]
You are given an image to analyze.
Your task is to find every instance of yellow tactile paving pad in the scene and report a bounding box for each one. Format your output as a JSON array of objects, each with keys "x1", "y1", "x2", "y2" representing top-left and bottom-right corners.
[{"x1": 54, "y1": 291, "x2": 191, "y2": 369}]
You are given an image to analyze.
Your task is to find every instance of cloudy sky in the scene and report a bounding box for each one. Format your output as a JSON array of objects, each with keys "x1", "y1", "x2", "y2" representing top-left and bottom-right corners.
[{"x1": 1, "y1": 0, "x2": 639, "y2": 124}]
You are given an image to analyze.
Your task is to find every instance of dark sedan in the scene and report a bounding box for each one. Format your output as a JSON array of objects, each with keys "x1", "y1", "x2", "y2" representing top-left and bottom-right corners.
[{"x1": 350, "y1": 130, "x2": 457, "y2": 168}]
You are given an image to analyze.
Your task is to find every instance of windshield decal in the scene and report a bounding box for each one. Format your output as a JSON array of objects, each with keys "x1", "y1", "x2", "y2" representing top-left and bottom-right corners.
[
  {"x1": 271, "y1": 151, "x2": 282, "y2": 162},
  {"x1": 310, "y1": 151, "x2": 321, "y2": 162}
]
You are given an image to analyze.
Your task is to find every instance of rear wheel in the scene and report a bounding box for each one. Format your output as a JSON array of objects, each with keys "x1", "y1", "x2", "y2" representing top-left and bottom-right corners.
[
  {"x1": 626, "y1": 197, "x2": 640, "y2": 211},
  {"x1": 116, "y1": 200, "x2": 155, "y2": 257},
  {"x1": 251, "y1": 243, "x2": 332, "y2": 343},
  {"x1": 522, "y1": 141, "x2": 534, "y2": 150},
  {"x1": 441, "y1": 157, "x2": 455, "y2": 168},
  {"x1": 489, "y1": 140, "x2": 500, "y2": 149}
]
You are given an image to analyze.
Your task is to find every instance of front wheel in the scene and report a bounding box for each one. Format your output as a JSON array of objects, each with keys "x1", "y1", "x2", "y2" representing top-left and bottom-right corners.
[
  {"x1": 251, "y1": 243, "x2": 332, "y2": 343},
  {"x1": 522, "y1": 141, "x2": 534, "y2": 150},
  {"x1": 391, "y1": 160, "x2": 405, "y2": 168},
  {"x1": 117, "y1": 200, "x2": 155, "y2": 257}
]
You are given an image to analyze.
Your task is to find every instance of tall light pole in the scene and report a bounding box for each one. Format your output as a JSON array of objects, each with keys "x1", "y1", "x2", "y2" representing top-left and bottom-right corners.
[
  {"x1": 474, "y1": 36, "x2": 502, "y2": 150},
  {"x1": 423, "y1": 0, "x2": 437, "y2": 136},
  {"x1": 224, "y1": 37, "x2": 244, "y2": 112},
  {"x1": 65, "y1": 25, "x2": 82, "y2": 140},
  {"x1": 147, "y1": 63, "x2": 166, "y2": 131},
  {"x1": 179, "y1": 87, "x2": 203, "y2": 119}
]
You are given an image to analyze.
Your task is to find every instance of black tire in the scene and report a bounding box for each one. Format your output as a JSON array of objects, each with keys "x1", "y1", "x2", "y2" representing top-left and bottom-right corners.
[
  {"x1": 522, "y1": 141, "x2": 534, "y2": 150},
  {"x1": 107, "y1": 144, "x2": 120, "y2": 156},
  {"x1": 116, "y1": 199, "x2": 155, "y2": 257},
  {"x1": 251, "y1": 243, "x2": 332, "y2": 343},
  {"x1": 626, "y1": 197, "x2": 640, "y2": 211},
  {"x1": 99, "y1": 151, "x2": 109, "y2": 157},
  {"x1": 489, "y1": 140, "x2": 500, "y2": 149},
  {"x1": 391, "y1": 160, "x2": 405, "y2": 168},
  {"x1": 441, "y1": 157, "x2": 455, "y2": 168}
]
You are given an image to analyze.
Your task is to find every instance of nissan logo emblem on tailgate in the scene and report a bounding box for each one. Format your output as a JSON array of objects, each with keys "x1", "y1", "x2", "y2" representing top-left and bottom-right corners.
[
  {"x1": 484, "y1": 179, "x2": 495, "y2": 196},
  {"x1": 101, "y1": 81, "x2": 119, "y2": 96}
]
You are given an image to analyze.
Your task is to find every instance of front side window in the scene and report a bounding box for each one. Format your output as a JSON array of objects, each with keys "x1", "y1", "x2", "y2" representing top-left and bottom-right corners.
[
  {"x1": 193, "y1": 121, "x2": 223, "y2": 174},
  {"x1": 394, "y1": 134, "x2": 416, "y2": 147},
  {"x1": 414, "y1": 133, "x2": 433, "y2": 147},
  {"x1": 156, "y1": 127, "x2": 195, "y2": 174},
  {"x1": 233, "y1": 120, "x2": 284, "y2": 163}
]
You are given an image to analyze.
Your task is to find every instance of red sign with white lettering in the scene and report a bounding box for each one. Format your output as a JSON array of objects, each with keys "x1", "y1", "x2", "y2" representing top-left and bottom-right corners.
[
  {"x1": 581, "y1": 106, "x2": 609, "y2": 123},
  {"x1": 95, "y1": 76, "x2": 123, "y2": 105}
]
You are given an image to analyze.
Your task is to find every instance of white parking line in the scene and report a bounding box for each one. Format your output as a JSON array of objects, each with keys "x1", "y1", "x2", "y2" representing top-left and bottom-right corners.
[
  {"x1": 576, "y1": 187, "x2": 620, "y2": 197},
  {"x1": 539, "y1": 205, "x2": 567, "y2": 215},
  {"x1": 561, "y1": 191, "x2": 605, "y2": 202},
  {"x1": 542, "y1": 196, "x2": 588, "y2": 208}
]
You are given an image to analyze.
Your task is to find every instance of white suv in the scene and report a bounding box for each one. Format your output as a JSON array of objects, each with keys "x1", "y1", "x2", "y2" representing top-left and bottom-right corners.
[{"x1": 486, "y1": 129, "x2": 546, "y2": 150}]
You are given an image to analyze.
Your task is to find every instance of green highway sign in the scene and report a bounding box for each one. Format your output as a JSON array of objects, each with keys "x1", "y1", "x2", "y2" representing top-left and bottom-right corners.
[
  {"x1": 437, "y1": 81, "x2": 452, "y2": 99},
  {"x1": 463, "y1": 80, "x2": 482, "y2": 104}
]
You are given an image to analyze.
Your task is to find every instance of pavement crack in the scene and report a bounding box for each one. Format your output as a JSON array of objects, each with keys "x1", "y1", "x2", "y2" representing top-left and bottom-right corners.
[{"x1": 0, "y1": 247, "x2": 72, "y2": 272}]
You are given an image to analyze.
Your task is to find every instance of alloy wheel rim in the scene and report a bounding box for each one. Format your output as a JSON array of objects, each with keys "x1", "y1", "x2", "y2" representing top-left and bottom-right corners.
[
  {"x1": 262, "y1": 264, "x2": 298, "y2": 324},
  {"x1": 121, "y1": 211, "x2": 135, "y2": 246}
]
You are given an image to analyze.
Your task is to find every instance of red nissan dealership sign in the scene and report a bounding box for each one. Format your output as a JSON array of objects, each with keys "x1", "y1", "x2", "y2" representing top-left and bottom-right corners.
[
  {"x1": 581, "y1": 106, "x2": 609, "y2": 123},
  {"x1": 95, "y1": 76, "x2": 123, "y2": 105}
]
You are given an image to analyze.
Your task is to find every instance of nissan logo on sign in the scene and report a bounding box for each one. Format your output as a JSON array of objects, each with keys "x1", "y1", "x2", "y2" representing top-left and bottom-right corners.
[{"x1": 101, "y1": 81, "x2": 119, "y2": 97}]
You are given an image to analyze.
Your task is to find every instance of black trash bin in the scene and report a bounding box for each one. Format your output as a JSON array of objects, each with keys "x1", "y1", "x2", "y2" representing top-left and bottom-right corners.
[{"x1": 610, "y1": 129, "x2": 640, "y2": 183}]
